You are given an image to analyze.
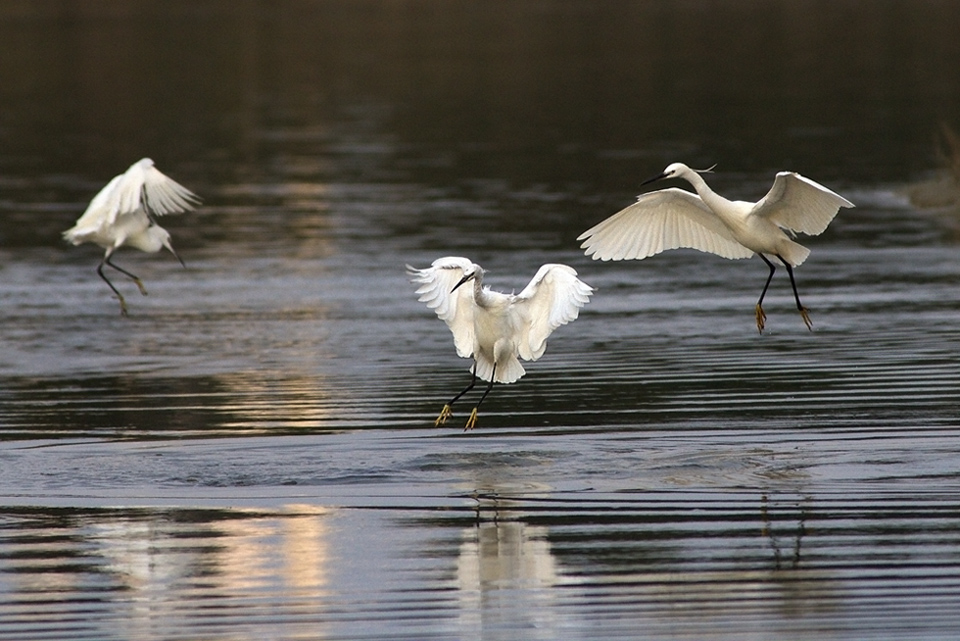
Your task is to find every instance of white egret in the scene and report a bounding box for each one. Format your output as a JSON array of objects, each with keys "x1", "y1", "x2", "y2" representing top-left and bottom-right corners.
[
  {"x1": 63, "y1": 158, "x2": 201, "y2": 316},
  {"x1": 578, "y1": 163, "x2": 854, "y2": 332},
  {"x1": 408, "y1": 257, "x2": 593, "y2": 430}
]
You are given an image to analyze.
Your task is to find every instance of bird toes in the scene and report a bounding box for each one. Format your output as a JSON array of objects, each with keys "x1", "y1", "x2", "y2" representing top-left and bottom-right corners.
[
  {"x1": 434, "y1": 405, "x2": 453, "y2": 427},
  {"x1": 463, "y1": 408, "x2": 479, "y2": 431},
  {"x1": 754, "y1": 304, "x2": 767, "y2": 334},
  {"x1": 799, "y1": 307, "x2": 813, "y2": 331}
]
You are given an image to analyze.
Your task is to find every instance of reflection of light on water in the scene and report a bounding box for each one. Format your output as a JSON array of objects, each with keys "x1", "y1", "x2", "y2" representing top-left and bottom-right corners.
[
  {"x1": 88, "y1": 505, "x2": 332, "y2": 638},
  {"x1": 214, "y1": 505, "x2": 331, "y2": 595},
  {"x1": 211, "y1": 372, "x2": 343, "y2": 431}
]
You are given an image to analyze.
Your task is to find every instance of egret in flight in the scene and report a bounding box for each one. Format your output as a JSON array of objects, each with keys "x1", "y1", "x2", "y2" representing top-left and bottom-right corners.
[
  {"x1": 64, "y1": 158, "x2": 201, "y2": 316},
  {"x1": 578, "y1": 163, "x2": 854, "y2": 332},
  {"x1": 408, "y1": 257, "x2": 593, "y2": 430}
]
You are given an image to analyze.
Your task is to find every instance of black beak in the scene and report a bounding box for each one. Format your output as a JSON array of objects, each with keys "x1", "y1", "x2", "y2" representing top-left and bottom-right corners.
[
  {"x1": 641, "y1": 171, "x2": 669, "y2": 186},
  {"x1": 452, "y1": 272, "x2": 474, "y2": 293},
  {"x1": 167, "y1": 242, "x2": 186, "y2": 268}
]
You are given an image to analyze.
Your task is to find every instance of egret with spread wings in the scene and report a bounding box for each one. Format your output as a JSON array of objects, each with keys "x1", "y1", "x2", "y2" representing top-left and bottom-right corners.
[
  {"x1": 408, "y1": 257, "x2": 593, "y2": 430},
  {"x1": 64, "y1": 158, "x2": 201, "y2": 316},
  {"x1": 578, "y1": 163, "x2": 853, "y2": 332}
]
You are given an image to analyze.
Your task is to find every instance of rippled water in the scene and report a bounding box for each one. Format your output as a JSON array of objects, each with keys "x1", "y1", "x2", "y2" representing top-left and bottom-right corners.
[{"x1": 2, "y1": 1, "x2": 960, "y2": 639}]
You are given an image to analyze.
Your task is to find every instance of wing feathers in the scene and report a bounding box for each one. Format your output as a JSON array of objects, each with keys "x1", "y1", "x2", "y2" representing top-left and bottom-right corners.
[
  {"x1": 754, "y1": 172, "x2": 854, "y2": 235},
  {"x1": 64, "y1": 158, "x2": 200, "y2": 242},
  {"x1": 407, "y1": 256, "x2": 477, "y2": 358},
  {"x1": 515, "y1": 264, "x2": 593, "y2": 361},
  {"x1": 142, "y1": 163, "x2": 202, "y2": 215},
  {"x1": 579, "y1": 188, "x2": 754, "y2": 261},
  {"x1": 409, "y1": 260, "x2": 592, "y2": 376}
]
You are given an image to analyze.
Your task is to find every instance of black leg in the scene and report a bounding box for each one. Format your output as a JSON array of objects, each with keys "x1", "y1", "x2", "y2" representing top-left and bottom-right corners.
[
  {"x1": 435, "y1": 362, "x2": 478, "y2": 426},
  {"x1": 465, "y1": 363, "x2": 496, "y2": 431},
  {"x1": 474, "y1": 369, "x2": 496, "y2": 410},
  {"x1": 755, "y1": 254, "x2": 777, "y2": 333},
  {"x1": 97, "y1": 258, "x2": 128, "y2": 316},
  {"x1": 778, "y1": 255, "x2": 813, "y2": 331},
  {"x1": 105, "y1": 255, "x2": 148, "y2": 296},
  {"x1": 757, "y1": 253, "x2": 777, "y2": 308},
  {"x1": 448, "y1": 363, "x2": 478, "y2": 407}
]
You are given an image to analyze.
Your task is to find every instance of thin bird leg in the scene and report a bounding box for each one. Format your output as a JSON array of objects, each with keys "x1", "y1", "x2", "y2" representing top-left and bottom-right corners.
[
  {"x1": 778, "y1": 255, "x2": 813, "y2": 331},
  {"x1": 464, "y1": 364, "x2": 496, "y2": 431},
  {"x1": 105, "y1": 255, "x2": 149, "y2": 296},
  {"x1": 436, "y1": 363, "x2": 478, "y2": 426},
  {"x1": 96, "y1": 259, "x2": 129, "y2": 317},
  {"x1": 755, "y1": 254, "x2": 778, "y2": 333}
]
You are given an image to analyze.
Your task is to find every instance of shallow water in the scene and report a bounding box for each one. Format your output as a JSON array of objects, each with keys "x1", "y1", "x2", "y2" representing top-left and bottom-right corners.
[{"x1": 2, "y1": 1, "x2": 960, "y2": 639}]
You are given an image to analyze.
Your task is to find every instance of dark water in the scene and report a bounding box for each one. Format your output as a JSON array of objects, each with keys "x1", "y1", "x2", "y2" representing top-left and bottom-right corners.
[{"x1": 2, "y1": 1, "x2": 960, "y2": 639}]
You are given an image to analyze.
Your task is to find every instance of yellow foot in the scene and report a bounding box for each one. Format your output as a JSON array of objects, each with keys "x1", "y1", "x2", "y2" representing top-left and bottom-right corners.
[
  {"x1": 755, "y1": 304, "x2": 767, "y2": 334},
  {"x1": 464, "y1": 408, "x2": 479, "y2": 431},
  {"x1": 434, "y1": 404, "x2": 453, "y2": 427},
  {"x1": 134, "y1": 278, "x2": 148, "y2": 296},
  {"x1": 117, "y1": 295, "x2": 129, "y2": 317},
  {"x1": 799, "y1": 306, "x2": 813, "y2": 331}
]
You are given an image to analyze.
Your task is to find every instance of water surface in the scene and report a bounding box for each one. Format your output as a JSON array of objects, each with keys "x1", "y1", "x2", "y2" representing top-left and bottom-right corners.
[{"x1": 1, "y1": 2, "x2": 960, "y2": 639}]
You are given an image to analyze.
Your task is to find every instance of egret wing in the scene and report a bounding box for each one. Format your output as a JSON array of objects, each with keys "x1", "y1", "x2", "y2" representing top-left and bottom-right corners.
[
  {"x1": 140, "y1": 161, "x2": 202, "y2": 216},
  {"x1": 66, "y1": 158, "x2": 199, "y2": 238},
  {"x1": 753, "y1": 172, "x2": 854, "y2": 236},
  {"x1": 407, "y1": 256, "x2": 477, "y2": 358},
  {"x1": 64, "y1": 173, "x2": 130, "y2": 240},
  {"x1": 578, "y1": 188, "x2": 754, "y2": 261},
  {"x1": 514, "y1": 264, "x2": 593, "y2": 361}
]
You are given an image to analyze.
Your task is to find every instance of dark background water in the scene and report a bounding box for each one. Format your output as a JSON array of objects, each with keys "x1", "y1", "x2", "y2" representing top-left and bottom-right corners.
[{"x1": 1, "y1": 1, "x2": 960, "y2": 639}]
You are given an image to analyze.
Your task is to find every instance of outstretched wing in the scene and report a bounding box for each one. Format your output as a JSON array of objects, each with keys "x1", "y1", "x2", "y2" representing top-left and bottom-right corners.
[
  {"x1": 140, "y1": 159, "x2": 202, "y2": 216},
  {"x1": 753, "y1": 172, "x2": 854, "y2": 236},
  {"x1": 578, "y1": 188, "x2": 754, "y2": 261},
  {"x1": 407, "y1": 256, "x2": 478, "y2": 358},
  {"x1": 65, "y1": 158, "x2": 200, "y2": 240},
  {"x1": 514, "y1": 264, "x2": 593, "y2": 361}
]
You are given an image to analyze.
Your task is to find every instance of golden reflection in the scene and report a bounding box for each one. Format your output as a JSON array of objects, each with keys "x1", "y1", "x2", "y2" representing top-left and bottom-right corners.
[
  {"x1": 214, "y1": 505, "x2": 331, "y2": 595},
  {"x1": 208, "y1": 371, "x2": 342, "y2": 431},
  {"x1": 84, "y1": 506, "x2": 332, "y2": 637}
]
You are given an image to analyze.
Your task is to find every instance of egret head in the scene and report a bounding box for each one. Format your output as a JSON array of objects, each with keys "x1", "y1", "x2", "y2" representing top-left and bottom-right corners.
[
  {"x1": 641, "y1": 162, "x2": 687, "y2": 185},
  {"x1": 147, "y1": 225, "x2": 185, "y2": 267},
  {"x1": 452, "y1": 266, "x2": 484, "y2": 292},
  {"x1": 641, "y1": 162, "x2": 715, "y2": 186}
]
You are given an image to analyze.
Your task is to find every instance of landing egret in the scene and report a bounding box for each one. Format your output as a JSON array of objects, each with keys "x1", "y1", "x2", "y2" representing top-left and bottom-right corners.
[
  {"x1": 578, "y1": 163, "x2": 854, "y2": 332},
  {"x1": 63, "y1": 158, "x2": 201, "y2": 315},
  {"x1": 408, "y1": 257, "x2": 593, "y2": 430}
]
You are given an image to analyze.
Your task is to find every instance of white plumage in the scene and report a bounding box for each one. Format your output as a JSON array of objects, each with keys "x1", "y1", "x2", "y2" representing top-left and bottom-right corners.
[
  {"x1": 64, "y1": 158, "x2": 200, "y2": 315},
  {"x1": 578, "y1": 162, "x2": 854, "y2": 332},
  {"x1": 408, "y1": 256, "x2": 593, "y2": 429}
]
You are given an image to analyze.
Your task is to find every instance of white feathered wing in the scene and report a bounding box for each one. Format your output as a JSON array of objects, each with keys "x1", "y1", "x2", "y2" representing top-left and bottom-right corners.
[
  {"x1": 64, "y1": 158, "x2": 200, "y2": 245},
  {"x1": 514, "y1": 264, "x2": 594, "y2": 362},
  {"x1": 578, "y1": 188, "x2": 755, "y2": 261},
  {"x1": 753, "y1": 171, "x2": 855, "y2": 236},
  {"x1": 407, "y1": 256, "x2": 478, "y2": 360}
]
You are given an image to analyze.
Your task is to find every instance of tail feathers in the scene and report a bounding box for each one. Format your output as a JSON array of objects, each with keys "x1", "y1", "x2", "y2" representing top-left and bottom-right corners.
[
  {"x1": 473, "y1": 355, "x2": 526, "y2": 384},
  {"x1": 777, "y1": 239, "x2": 811, "y2": 267},
  {"x1": 63, "y1": 226, "x2": 90, "y2": 246}
]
